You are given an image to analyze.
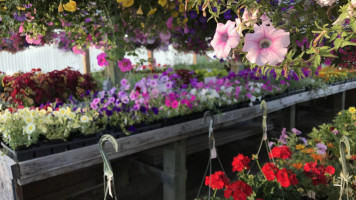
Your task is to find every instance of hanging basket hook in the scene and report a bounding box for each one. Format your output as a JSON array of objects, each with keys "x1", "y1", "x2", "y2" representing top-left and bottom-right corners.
[
  {"x1": 260, "y1": 100, "x2": 268, "y2": 140},
  {"x1": 99, "y1": 134, "x2": 119, "y2": 200},
  {"x1": 204, "y1": 111, "x2": 214, "y2": 138}
]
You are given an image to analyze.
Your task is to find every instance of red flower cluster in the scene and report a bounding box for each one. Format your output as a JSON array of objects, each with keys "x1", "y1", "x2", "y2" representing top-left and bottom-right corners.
[
  {"x1": 205, "y1": 171, "x2": 230, "y2": 190},
  {"x1": 303, "y1": 162, "x2": 335, "y2": 185},
  {"x1": 232, "y1": 154, "x2": 251, "y2": 172},
  {"x1": 224, "y1": 181, "x2": 253, "y2": 200},
  {"x1": 269, "y1": 146, "x2": 292, "y2": 159},
  {"x1": 262, "y1": 163, "x2": 299, "y2": 187},
  {"x1": 1, "y1": 67, "x2": 96, "y2": 106}
]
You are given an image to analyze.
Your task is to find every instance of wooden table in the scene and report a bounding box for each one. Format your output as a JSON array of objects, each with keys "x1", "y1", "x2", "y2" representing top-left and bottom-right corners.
[{"x1": 1, "y1": 81, "x2": 356, "y2": 200}]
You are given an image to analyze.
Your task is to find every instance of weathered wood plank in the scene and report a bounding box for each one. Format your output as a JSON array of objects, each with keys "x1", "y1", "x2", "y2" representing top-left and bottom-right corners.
[
  {"x1": 15, "y1": 82, "x2": 356, "y2": 185},
  {"x1": 139, "y1": 122, "x2": 273, "y2": 165},
  {"x1": 0, "y1": 154, "x2": 17, "y2": 200}
]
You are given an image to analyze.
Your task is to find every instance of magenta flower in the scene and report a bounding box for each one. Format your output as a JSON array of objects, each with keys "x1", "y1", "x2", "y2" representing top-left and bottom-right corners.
[
  {"x1": 97, "y1": 53, "x2": 109, "y2": 67},
  {"x1": 118, "y1": 58, "x2": 133, "y2": 72},
  {"x1": 210, "y1": 20, "x2": 240, "y2": 59},
  {"x1": 235, "y1": 86, "x2": 240, "y2": 99},
  {"x1": 72, "y1": 46, "x2": 85, "y2": 55},
  {"x1": 242, "y1": 24, "x2": 290, "y2": 66},
  {"x1": 171, "y1": 100, "x2": 179, "y2": 108},
  {"x1": 246, "y1": 92, "x2": 252, "y2": 99}
]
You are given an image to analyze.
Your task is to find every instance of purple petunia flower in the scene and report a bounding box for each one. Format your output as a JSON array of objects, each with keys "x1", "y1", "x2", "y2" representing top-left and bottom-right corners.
[
  {"x1": 121, "y1": 96, "x2": 129, "y2": 104},
  {"x1": 140, "y1": 106, "x2": 147, "y2": 114},
  {"x1": 92, "y1": 98, "x2": 101, "y2": 105},
  {"x1": 151, "y1": 107, "x2": 159, "y2": 115},
  {"x1": 278, "y1": 128, "x2": 288, "y2": 145},
  {"x1": 291, "y1": 128, "x2": 302, "y2": 135},
  {"x1": 121, "y1": 78, "x2": 128, "y2": 86},
  {"x1": 316, "y1": 143, "x2": 327, "y2": 155}
]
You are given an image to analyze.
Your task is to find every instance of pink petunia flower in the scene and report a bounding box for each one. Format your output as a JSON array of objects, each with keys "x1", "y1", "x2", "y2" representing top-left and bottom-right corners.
[
  {"x1": 171, "y1": 100, "x2": 179, "y2": 108},
  {"x1": 118, "y1": 58, "x2": 133, "y2": 72},
  {"x1": 210, "y1": 20, "x2": 240, "y2": 59},
  {"x1": 242, "y1": 24, "x2": 290, "y2": 66},
  {"x1": 72, "y1": 46, "x2": 85, "y2": 55},
  {"x1": 242, "y1": 8, "x2": 259, "y2": 27},
  {"x1": 314, "y1": 0, "x2": 337, "y2": 7},
  {"x1": 97, "y1": 52, "x2": 109, "y2": 67}
]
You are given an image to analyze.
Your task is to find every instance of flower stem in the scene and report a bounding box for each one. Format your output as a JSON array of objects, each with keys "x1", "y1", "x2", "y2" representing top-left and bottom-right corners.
[{"x1": 213, "y1": 189, "x2": 217, "y2": 198}]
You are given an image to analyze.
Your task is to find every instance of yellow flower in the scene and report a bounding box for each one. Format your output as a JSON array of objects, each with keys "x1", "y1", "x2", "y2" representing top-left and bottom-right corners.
[
  {"x1": 169, "y1": 2, "x2": 175, "y2": 10},
  {"x1": 63, "y1": 0, "x2": 77, "y2": 12},
  {"x1": 348, "y1": 107, "x2": 356, "y2": 114},
  {"x1": 147, "y1": 8, "x2": 157, "y2": 16},
  {"x1": 296, "y1": 144, "x2": 305, "y2": 150},
  {"x1": 80, "y1": 115, "x2": 89, "y2": 123},
  {"x1": 25, "y1": 123, "x2": 36, "y2": 134},
  {"x1": 171, "y1": 11, "x2": 179, "y2": 18},
  {"x1": 66, "y1": 107, "x2": 72, "y2": 115},
  {"x1": 141, "y1": 22, "x2": 145, "y2": 28},
  {"x1": 158, "y1": 0, "x2": 167, "y2": 7},
  {"x1": 117, "y1": 0, "x2": 134, "y2": 8},
  {"x1": 179, "y1": 3, "x2": 185, "y2": 13},
  {"x1": 17, "y1": 6, "x2": 25, "y2": 10},
  {"x1": 136, "y1": 6, "x2": 143, "y2": 15}
]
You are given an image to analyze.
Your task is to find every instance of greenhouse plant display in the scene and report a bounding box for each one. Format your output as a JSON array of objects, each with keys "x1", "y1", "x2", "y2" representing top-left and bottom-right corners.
[{"x1": 0, "y1": 0, "x2": 355, "y2": 199}]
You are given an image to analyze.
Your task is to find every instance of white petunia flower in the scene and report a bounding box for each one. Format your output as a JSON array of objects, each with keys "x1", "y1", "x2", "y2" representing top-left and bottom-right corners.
[{"x1": 25, "y1": 123, "x2": 36, "y2": 134}]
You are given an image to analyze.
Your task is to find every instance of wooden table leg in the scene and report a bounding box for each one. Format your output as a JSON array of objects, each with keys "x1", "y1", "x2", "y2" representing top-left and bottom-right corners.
[{"x1": 163, "y1": 140, "x2": 186, "y2": 200}]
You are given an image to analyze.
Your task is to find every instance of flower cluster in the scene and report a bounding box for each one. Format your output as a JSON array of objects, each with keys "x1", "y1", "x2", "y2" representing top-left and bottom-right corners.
[
  {"x1": 1, "y1": 68, "x2": 97, "y2": 106},
  {"x1": 205, "y1": 154, "x2": 253, "y2": 200},
  {"x1": 269, "y1": 146, "x2": 292, "y2": 160},
  {"x1": 204, "y1": 171, "x2": 230, "y2": 190},
  {"x1": 232, "y1": 154, "x2": 251, "y2": 172},
  {"x1": 303, "y1": 162, "x2": 335, "y2": 185},
  {"x1": 262, "y1": 163, "x2": 299, "y2": 188},
  {"x1": 0, "y1": 105, "x2": 99, "y2": 149},
  {"x1": 224, "y1": 181, "x2": 253, "y2": 200}
]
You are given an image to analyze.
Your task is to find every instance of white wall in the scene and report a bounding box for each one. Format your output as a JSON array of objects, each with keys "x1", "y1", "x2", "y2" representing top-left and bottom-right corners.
[{"x1": 0, "y1": 44, "x2": 196, "y2": 74}]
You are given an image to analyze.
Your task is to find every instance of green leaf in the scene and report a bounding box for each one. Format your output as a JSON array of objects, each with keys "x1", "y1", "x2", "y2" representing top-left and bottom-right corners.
[
  {"x1": 333, "y1": 38, "x2": 343, "y2": 49},
  {"x1": 351, "y1": 19, "x2": 356, "y2": 33},
  {"x1": 340, "y1": 40, "x2": 356, "y2": 48}
]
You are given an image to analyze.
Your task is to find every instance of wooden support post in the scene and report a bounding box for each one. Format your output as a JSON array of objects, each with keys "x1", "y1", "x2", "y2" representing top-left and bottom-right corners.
[
  {"x1": 105, "y1": 60, "x2": 124, "y2": 87},
  {"x1": 333, "y1": 91, "x2": 345, "y2": 113},
  {"x1": 289, "y1": 104, "x2": 296, "y2": 129},
  {"x1": 83, "y1": 49, "x2": 91, "y2": 74},
  {"x1": 280, "y1": 104, "x2": 296, "y2": 130},
  {"x1": 193, "y1": 53, "x2": 197, "y2": 65},
  {"x1": 163, "y1": 140, "x2": 186, "y2": 200},
  {"x1": 148, "y1": 50, "x2": 155, "y2": 66}
]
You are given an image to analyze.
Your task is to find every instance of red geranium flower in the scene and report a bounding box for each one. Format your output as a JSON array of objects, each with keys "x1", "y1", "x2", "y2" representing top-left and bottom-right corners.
[
  {"x1": 276, "y1": 168, "x2": 290, "y2": 187},
  {"x1": 232, "y1": 154, "x2": 251, "y2": 172},
  {"x1": 269, "y1": 146, "x2": 292, "y2": 159},
  {"x1": 224, "y1": 181, "x2": 253, "y2": 200},
  {"x1": 325, "y1": 166, "x2": 335, "y2": 175},
  {"x1": 262, "y1": 163, "x2": 279, "y2": 181},
  {"x1": 303, "y1": 162, "x2": 334, "y2": 185},
  {"x1": 205, "y1": 171, "x2": 230, "y2": 190},
  {"x1": 276, "y1": 168, "x2": 299, "y2": 187}
]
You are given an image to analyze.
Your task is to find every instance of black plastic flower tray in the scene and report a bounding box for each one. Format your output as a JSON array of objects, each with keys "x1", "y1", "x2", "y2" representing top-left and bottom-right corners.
[
  {"x1": 133, "y1": 122, "x2": 163, "y2": 134},
  {"x1": 287, "y1": 88, "x2": 307, "y2": 96},
  {"x1": 1, "y1": 142, "x2": 35, "y2": 162}
]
